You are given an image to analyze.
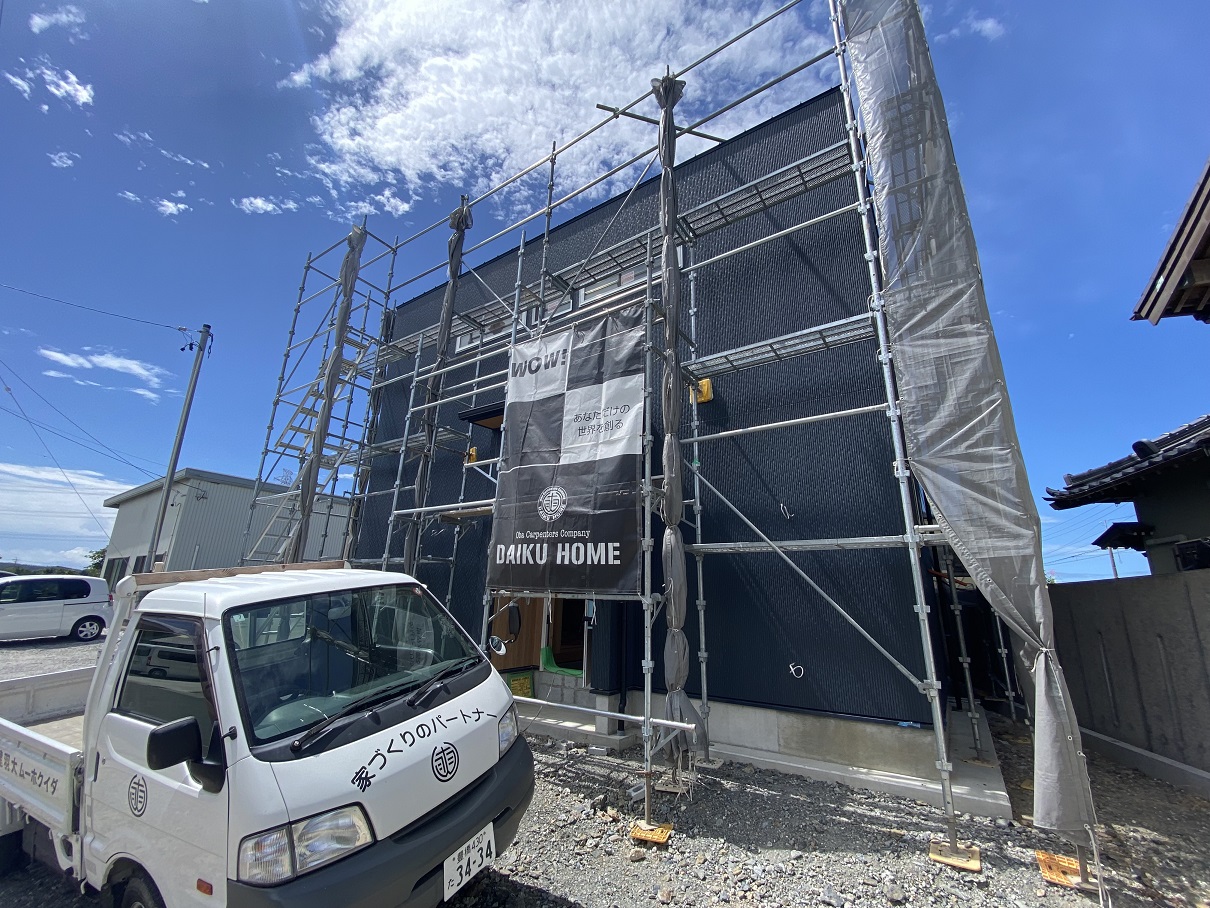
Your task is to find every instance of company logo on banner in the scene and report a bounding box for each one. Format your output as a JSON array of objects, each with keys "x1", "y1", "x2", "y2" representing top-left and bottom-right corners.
[{"x1": 487, "y1": 307, "x2": 644, "y2": 594}]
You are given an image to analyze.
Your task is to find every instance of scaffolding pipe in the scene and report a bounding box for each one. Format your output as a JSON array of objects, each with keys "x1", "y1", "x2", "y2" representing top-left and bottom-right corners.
[
  {"x1": 380, "y1": 338, "x2": 425, "y2": 569},
  {"x1": 404, "y1": 198, "x2": 473, "y2": 574},
  {"x1": 392, "y1": 498, "x2": 496, "y2": 518},
  {"x1": 683, "y1": 402, "x2": 884, "y2": 445},
  {"x1": 830, "y1": 0, "x2": 958, "y2": 846},
  {"x1": 946, "y1": 550, "x2": 984, "y2": 758},
  {"x1": 687, "y1": 244, "x2": 712, "y2": 762},
  {"x1": 243, "y1": 251, "x2": 311, "y2": 563},
  {"x1": 692, "y1": 466, "x2": 923, "y2": 689},
  {"x1": 641, "y1": 229, "x2": 657, "y2": 824},
  {"x1": 513, "y1": 697, "x2": 699, "y2": 736},
  {"x1": 681, "y1": 202, "x2": 863, "y2": 276},
  {"x1": 288, "y1": 226, "x2": 366, "y2": 564}
]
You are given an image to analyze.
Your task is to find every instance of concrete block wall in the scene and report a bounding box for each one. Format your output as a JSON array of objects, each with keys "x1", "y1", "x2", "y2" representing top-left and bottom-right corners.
[{"x1": 1050, "y1": 570, "x2": 1210, "y2": 773}]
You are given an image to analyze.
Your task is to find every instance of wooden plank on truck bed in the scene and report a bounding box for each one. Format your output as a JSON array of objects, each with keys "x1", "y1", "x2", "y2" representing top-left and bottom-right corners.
[{"x1": 130, "y1": 560, "x2": 349, "y2": 587}]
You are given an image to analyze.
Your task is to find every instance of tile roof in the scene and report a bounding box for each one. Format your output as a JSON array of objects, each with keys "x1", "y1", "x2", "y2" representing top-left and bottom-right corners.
[{"x1": 1046, "y1": 414, "x2": 1210, "y2": 509}]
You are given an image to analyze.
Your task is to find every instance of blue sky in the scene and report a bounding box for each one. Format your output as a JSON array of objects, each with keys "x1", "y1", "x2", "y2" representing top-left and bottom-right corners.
[{"x1": 0, "y1": 0, "x2": 1206, "y2": 576}]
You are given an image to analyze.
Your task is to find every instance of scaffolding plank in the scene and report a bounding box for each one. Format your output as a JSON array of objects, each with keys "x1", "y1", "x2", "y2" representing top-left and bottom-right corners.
[
  {"x1": 686, "y1": 531, "x2": 947, "y2": 554},
  {"x1": 685, "y1": 313, "x2": 875, "y2": 380}
]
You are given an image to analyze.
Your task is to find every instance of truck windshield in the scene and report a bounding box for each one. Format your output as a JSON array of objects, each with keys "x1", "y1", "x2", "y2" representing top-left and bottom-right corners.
[{"x1": 224, "y1": 583, "x2": 482, "y2": 746}]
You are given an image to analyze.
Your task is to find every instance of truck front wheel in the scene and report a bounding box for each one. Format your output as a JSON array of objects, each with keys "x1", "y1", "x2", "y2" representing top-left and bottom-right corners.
[
  {"x1": 0, "y1": 830, "x2": 24, "y2": 876},
  {"x1": 120, "y1": 873, "x2": 166, "y2": 908}
]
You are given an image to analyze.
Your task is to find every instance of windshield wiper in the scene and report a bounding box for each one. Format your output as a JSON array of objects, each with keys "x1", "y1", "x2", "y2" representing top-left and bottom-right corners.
[
  {"x1": 290, "y1": 677, "x2": 420, "y2": 754},
  {"x1": 406, "y1": 656, "x2": 480, "y2": 709},
  {"x1": 289, "y1": 656, "x2": 481, "y2": 753}
]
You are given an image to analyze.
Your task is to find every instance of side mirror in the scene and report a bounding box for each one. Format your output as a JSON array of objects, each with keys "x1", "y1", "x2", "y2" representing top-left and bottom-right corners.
[
  {"x1": 488, "y1": 635, "x2": 507, "y2": 657},
  {"x1": 147, "y1": 716, "x2": 203, "y2": 770},
  {"x1": 146, "y1": 716, "x2": 226, "y2": 793},
  {"x1": 507, "y1": 601, "x2": 522, "y2": 640}
]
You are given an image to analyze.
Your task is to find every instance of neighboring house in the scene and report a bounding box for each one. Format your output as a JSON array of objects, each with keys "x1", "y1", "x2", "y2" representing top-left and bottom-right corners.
[
  {"x1": 1134, "y1": 156, "x2": 1210, "y2": 324},
  {"x1": 103, "y1": 468, "x2": 349, "y2": 586},
  {"x1": 1046, "y1": 415, "x2": 1210, "y2": 574},
  {"x1": 1042, "y1": 160, "x2": 1210, "y2": 796}
]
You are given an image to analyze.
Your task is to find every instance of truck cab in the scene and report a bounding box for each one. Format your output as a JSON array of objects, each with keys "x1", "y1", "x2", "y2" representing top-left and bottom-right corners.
[{"x1": 2, "y1": 565, "x2": 534, "y2": 908}]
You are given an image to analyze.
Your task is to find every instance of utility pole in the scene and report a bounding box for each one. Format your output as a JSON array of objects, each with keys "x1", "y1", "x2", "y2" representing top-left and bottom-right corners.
[
  {"x1": 1105, "y1": 521, "x2": 1120, "y2": 579},
  {"x1": 146, "y1": 324, "x2": 211, "y2": 570}
]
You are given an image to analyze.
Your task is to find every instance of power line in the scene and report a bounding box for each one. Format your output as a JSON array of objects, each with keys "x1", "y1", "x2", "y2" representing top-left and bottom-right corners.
[
  {"x1": 0, "y1": 359, "x2": 161, "y2": 478},
  {"x1": 0, "y1": 404, "x2": 161, "y2": 473},
  {"x1": 0, "y1": 282, "x2": 188, "y2": 332},
  {"x1": 0, "y1": 378, "x2": 110, "y2": 537}
]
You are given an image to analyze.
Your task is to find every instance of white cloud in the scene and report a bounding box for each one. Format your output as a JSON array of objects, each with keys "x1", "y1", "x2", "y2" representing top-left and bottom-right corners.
[
  {"x1": 171, "y1": 189, "x2": 186, "y2": 198},
  {"x1": 967, "y1": 16, "x2": 1006, "y2": 41},
  {"x1": 935, "y1": 13, "x2": 1007, "y2": 43},
  {"x1": 38, "y1": 348, "x2": 92, "y2": 369},
  {"x1": 114, "y1": 129, "x2": 210, "y2": 169},
  {"x1": 289, "y1": 1, "x2": 833, "y2": 209},
  {"x1": 375, "y1": 188, "x2": 411, "y2": 217},
  {"x1": 42, "y1": 369, "x2": 71, "y2": 379},
  {"x1": 4, "y1": 72, "x2": 32, "y2": 100},
  {"x1": 234, "y1": 196, "x2": 282, "y2": 215},
  {"x1": 160, "y1": 148, "x2": 210, "y2": 170},
  {"x1": 37, "y1": 64, "x2": 93, "y2": 106},
  {"x1": 0, "y1": 462, "x2": 130, "y2": 563},
  {"x1": 128, "y1": 388, "x2": 160, "y2": 403},
  {"x1": 48, "y1": 150, "x2": 79, "y2": 167},
  {"x1": 86, "y1": 352, "x2": 169, "y2": 388},
  {"x1": 117, "y1": 190, "x2": 142, "y2": 203},
  {"x1": 29, "y1": 5, "x2": 87, "y2": 37},
  {"x1": 153, "y1": 198, "x2": 191, "y2": 217},
  {"x1": 36, "y1": 347, "x2": 170, "y2": 389}
]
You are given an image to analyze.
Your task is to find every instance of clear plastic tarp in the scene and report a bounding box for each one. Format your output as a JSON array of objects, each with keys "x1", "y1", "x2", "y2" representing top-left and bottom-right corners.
[{"x1": 841, "y1": 0, "x2": 1097, "y2": 844}]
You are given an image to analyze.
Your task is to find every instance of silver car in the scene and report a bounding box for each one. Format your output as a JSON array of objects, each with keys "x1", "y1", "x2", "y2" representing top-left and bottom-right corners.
[{"x1": 0, "y1": 575, "x2": 112, "y2": 641}]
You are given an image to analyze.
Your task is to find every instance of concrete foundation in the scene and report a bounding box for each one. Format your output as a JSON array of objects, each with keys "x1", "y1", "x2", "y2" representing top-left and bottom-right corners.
[{"x1": 517, "y1": 687, "x2": 1011, "y2": 818}]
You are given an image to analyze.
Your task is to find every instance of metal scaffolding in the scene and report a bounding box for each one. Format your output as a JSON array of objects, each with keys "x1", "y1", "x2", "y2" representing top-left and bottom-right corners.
[{"x1": 247, "y1": 0, "x2": 1047, "y2": 852}]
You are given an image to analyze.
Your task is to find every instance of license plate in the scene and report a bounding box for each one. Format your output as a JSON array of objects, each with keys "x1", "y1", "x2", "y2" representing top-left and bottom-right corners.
[{"x1": 443, "y1": 822, "x2": 495, "y2": 900}]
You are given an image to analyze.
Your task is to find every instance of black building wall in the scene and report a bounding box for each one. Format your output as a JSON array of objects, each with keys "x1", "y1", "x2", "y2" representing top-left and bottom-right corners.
[{"x1": 356, "y1": 86, "x2": 941, "y2": 726}]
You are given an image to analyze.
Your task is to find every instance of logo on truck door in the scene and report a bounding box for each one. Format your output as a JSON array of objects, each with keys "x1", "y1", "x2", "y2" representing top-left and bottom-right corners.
[
  {"x1": 432, "y1": 743, "x2": 459, "y2": 782},
  {"x1": 128, "y1": 775, "x2": 148, "y2": 816}
]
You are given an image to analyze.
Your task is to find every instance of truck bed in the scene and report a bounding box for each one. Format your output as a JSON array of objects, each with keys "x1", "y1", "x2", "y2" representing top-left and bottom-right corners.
[
  {"x1": 26, "y1": 714, "x2": 85, "y2": 752},
  {"x1": 0, "y1": 669, "x2": 91, "y2": 842}
]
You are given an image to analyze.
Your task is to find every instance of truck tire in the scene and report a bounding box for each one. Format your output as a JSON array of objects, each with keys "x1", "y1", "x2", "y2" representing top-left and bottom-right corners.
[
  {"x1": 71, "y1": 617, "x2": 105, "y2": 641},
  {"x1": 120, "y1": 873, "x2": 166, "y2": 908},
  {"x1": 0, "y1": 830, "x2": 24, "y2": 876}
]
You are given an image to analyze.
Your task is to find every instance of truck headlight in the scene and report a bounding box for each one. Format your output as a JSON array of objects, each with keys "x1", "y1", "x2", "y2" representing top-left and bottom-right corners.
[
  {"x1": 293, "y1": 804, "x2": 374, "y2": 874},
  {"x1": 238, "y1": 805, "x2": 374, "y2": 885},
  {"x1": 237, "y1": 827, "x2": 293, "y2": 885},
  {"x1": 498, "y1": 703, "x2": 519, "y2": 757}
]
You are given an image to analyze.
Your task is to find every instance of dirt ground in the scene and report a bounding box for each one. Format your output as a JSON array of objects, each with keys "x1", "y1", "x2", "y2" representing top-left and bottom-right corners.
[
  {"x1": 1, "y1": 635, "x2": 1207, "y2": 907},
  {"x1": 990, "y1": 714, "x2": 1210, "y2": 907}
]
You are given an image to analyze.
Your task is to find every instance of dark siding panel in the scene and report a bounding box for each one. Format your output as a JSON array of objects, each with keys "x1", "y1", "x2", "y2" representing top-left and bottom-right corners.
[{"x1": 358, "y1": 87, "x2": 936, "y2": 723}]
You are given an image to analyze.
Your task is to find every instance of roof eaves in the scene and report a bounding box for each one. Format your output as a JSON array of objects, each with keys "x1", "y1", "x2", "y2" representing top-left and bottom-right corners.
[{"x1": 1134, "y1": 156, "x2": 1210, "y2": 324}]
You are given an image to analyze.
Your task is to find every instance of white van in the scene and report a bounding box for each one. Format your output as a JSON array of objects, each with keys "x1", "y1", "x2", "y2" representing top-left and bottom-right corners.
[{"x1": 0, "y1": 574, "x2": 111, "y2": 641}]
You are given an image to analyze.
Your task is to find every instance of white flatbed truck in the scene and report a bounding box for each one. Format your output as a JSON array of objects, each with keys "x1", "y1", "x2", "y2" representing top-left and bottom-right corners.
[{"x1": 0, "y1": 562, "x2": 534, "y2": 908}]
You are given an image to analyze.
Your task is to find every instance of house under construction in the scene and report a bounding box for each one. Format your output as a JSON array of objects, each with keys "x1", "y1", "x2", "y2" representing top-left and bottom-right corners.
[{"x1": 242, "y1": 0, "x2": 1100, "y2": 868}]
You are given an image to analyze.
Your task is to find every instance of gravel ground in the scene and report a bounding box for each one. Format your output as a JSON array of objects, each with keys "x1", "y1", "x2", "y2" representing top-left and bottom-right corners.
[
  {"x1": 2, "y1": 639, "x2": 1207, "y2": 908},
  {"x1": 0, "y1": 636, "x2": 106, "y2": 682}
]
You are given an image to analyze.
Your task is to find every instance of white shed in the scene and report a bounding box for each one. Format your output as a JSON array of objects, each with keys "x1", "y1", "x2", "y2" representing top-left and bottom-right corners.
[{"x1": 102, "y1": 468, "x2": 349, "y2": 585}]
